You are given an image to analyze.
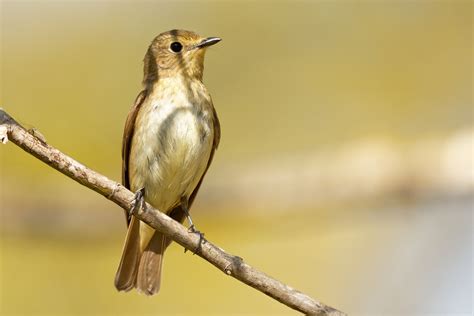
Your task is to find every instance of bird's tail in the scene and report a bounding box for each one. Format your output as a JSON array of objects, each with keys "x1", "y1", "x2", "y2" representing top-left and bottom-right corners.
[
  {"x1": 114, "y1": 216, "x2": 167, "y2": 295},
  {"x1": 136, "y1": 230, "x2": 167, "y2": 295}
]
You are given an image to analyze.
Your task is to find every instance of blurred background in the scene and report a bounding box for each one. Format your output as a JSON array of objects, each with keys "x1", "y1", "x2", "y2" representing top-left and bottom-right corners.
[{"x1": 0, "y1": 1, "x2": 472, "y2": 315}]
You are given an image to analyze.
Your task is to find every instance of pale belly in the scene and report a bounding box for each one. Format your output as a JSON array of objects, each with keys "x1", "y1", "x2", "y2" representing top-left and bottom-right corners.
[{"x1": 129, "y1": 99, "x2": 214, "y2": 214}]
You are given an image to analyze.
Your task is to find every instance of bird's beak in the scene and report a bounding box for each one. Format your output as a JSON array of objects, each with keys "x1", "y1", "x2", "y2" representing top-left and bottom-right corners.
[{"x1": 195, "y1": 37, "x2": 221, "y2": 49}]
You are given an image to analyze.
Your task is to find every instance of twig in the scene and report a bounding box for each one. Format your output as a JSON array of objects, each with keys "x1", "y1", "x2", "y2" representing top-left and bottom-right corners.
[{"x1": 0, "y1": 108, "x2": 346, "y2": 316}]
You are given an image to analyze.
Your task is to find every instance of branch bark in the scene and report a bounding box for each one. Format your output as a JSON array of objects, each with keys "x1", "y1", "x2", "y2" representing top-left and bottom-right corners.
[{"x1": 0, "y1": 108, "x2": 346, "y2": 316}]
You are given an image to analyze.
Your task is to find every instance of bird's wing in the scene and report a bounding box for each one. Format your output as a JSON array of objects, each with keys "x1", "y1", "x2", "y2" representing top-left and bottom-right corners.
[
  {"x1": 188, "y1": 104, "x2": 221, "y2": 208},
  {"x1": 122, "y1": 90, "x2": 147, "y2": 225}
]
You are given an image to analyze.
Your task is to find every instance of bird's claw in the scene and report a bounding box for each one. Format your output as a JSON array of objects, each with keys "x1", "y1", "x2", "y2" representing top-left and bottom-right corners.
[
  {"x1": 188, "y1": 224, "x2": 196, "y2": 233},
  {"x1": 184, "y1": 226, "x2": 205, "y2": 255},
  {"x1": 129, "y1": 187, "x2": 146, "y2": 217}
]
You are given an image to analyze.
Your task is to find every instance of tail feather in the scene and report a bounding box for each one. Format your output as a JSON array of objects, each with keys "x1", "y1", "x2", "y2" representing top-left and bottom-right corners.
[
  {"x1": 114, "y1": 216, "x2": 141, "y2": 291},
  {"x1": 136, "y1": 231, "x2": 167, "y2": 295},
  {"x1": 115, "y1": 204, "x2": 186, "y2": 295}
]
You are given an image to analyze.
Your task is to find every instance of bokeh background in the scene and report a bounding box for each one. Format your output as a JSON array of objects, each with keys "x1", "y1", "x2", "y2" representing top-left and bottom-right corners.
[{"x1": 1, "y1": 1, "x2": 472, "y2": 315}]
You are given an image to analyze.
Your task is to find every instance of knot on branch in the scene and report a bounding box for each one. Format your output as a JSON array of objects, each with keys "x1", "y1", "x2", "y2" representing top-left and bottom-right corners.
[
  {"x1": 0, "y1": 125, "x2": 8, "y2": 144},
  {"x1": 107, "y1": 183, "x2": 121, "y2": 199},
  {"x1": 0, "y1": 109, "x2": 12, "y2": 144},
  {"x1": 223, "y1": 255, "x2": 244, "y2": 276}
]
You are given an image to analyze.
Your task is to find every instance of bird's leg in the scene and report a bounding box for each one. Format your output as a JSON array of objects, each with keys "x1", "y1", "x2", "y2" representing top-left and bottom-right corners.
[
  {"x1": 129, "y1": 187, "x2": 146, "y2": 217},
  {"x1": 181, "y1": 197, "x2": 204, "y2": 254},
  {"x1": 180, "y1": 197, "x2": 197, "y2": 232}
]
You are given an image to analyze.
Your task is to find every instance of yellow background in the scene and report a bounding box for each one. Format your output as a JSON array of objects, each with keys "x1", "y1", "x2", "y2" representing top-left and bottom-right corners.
[{"x1": 1, "y1": 1, "x2": 472, "y2": 315}]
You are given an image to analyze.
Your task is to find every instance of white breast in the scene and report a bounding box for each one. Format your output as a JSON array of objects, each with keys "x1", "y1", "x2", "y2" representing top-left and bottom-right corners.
[{"x1": 129, "y1": 81, "x2": 214, "y2": 213}]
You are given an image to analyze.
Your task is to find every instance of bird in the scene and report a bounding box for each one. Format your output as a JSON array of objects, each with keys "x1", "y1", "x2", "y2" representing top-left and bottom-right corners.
[{"x1": 114, "y1": 29, "x2": 221, "y2": 296}]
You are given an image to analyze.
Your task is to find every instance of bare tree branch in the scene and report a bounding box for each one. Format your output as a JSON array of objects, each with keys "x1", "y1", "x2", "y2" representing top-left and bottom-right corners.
[{"x1": 0, "y1": 108, "x2": 346, "y2": 316}]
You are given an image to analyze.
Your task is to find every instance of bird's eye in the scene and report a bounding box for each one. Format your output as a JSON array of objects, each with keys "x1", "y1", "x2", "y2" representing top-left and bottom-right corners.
[{"x1": 170, "y1": 42, "x2": 183, "y2": 53}]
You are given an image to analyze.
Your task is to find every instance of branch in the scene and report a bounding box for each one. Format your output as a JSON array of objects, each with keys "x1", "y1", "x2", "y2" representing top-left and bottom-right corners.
[{"x1": 0, "y1": 108, "x2": 346, "y2": 316}]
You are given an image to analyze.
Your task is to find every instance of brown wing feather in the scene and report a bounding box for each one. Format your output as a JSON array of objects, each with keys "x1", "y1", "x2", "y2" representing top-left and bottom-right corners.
[
  {"x1": 189, "y1": 105, "x2": 220, "y2": 208},
  {"x1": 122, "y1": 90, "x2": 147, "y2": 188},
  {"x1": 122, "y1": 90, "x2": 147, "y2": 224},
  {"x1": 115, "y1": 90, "x2": 149, "y2": 292}
]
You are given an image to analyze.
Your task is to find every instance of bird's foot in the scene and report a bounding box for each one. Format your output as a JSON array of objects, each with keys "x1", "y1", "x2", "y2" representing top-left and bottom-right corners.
[
  {"x1": 129, "y1": 187, "x2": 146, "y2": 217},
  {"x1": 185, "y1": 225, "x2": 205, "y2": 255},
  {"x1": 180, "y1": 196, "x2": 205, "y2": 254}
]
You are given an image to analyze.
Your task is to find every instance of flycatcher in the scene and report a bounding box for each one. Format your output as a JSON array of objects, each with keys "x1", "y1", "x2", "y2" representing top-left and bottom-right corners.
[{"x1": 114, "y1": 29, "x2": 221, "y2": 295}]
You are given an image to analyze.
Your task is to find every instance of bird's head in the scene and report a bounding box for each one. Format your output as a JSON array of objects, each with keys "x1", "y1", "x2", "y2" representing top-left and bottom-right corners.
[{"x1": 143, "y1": 29, "x2": 221, "y2": 87}]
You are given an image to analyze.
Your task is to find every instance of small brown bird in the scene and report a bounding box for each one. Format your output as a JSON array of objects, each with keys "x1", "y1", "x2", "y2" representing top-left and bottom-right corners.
[{"x1": 114, "y1": 29, "x2": 221, "y2": 295}]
